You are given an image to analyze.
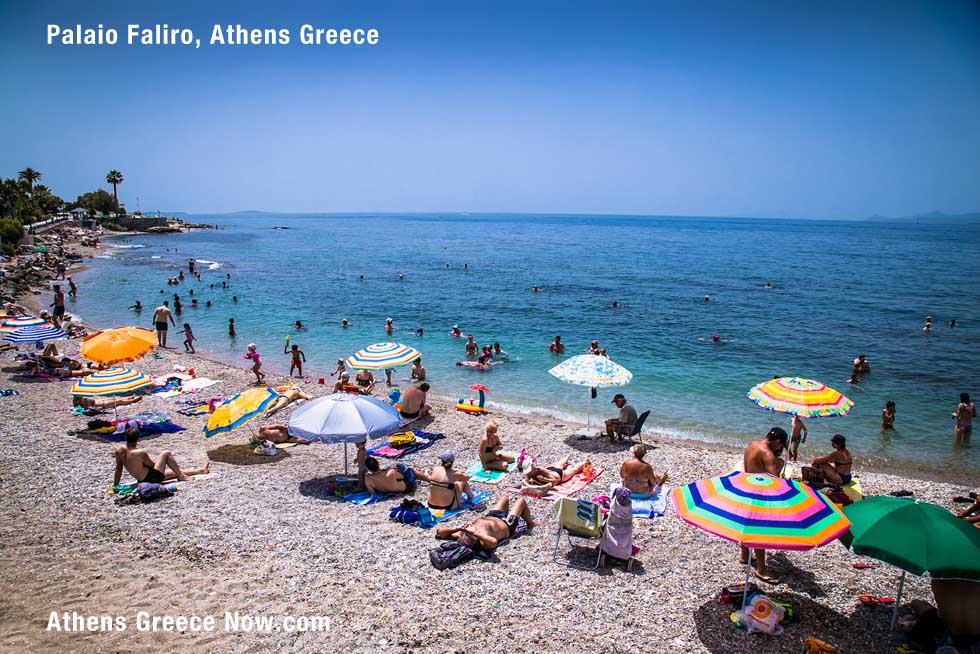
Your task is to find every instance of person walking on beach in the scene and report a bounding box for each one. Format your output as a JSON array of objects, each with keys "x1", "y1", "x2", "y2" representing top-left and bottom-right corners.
[
  {"x1": 50, "y1": 284, "x2": 66, "y2": 328},
  {"x1": 741, "y1": 427, "x2": 788, "y2": 585},
  {"x1": 178, "y1": 323, "x2": 196, "y2": 354},
  {"x1": 953, "y1": 393, "x2": 975, "y2": 445},
  {"x1": 285, "y1": 343, "x2": 306, "y2": 378},
  {"x1": 151, "y1": 301, "x2": 175, "y2": 347},
  {"x1": 789, "y1": 414, "x2": 808, "y2": 462},
  {"x1": 243, "y1": 343, "x2": 265, "y2": 384}
]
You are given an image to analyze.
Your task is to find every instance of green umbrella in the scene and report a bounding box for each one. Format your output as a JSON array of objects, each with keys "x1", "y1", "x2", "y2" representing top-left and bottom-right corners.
[{"x1": 841, "y1": 497, "x2": 980, "y2": 627}]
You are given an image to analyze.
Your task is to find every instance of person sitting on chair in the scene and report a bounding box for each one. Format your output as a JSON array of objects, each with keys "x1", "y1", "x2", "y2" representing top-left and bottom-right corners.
[
  {"x1": 436, "y1": 496, "x2": 534, "y2": 551},
  {"x1": 619, "y1": 444, "x2": 667, "y2": 497},
  {"x1": 605, "y1": 394, "x2": 638, "y2": 441},
  {"x1": 811, "y1": 434, "x2": 854, "y2": 485}
]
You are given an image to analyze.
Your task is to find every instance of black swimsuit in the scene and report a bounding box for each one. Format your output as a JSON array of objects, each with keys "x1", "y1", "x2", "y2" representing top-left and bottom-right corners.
[{"x1": 142, "y1": 468, "x2": 165, "y2": 484}]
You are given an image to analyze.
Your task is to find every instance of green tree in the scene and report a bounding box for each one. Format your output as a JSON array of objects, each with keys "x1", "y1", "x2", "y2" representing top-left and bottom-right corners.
[
  {"x1": 31, "y1": 184, "x2": 64, "y2": 215},
  {"x1": 0, "y1": 216, "x2": 24, "y2": 256},
  {"x1": 0, "y1": 178, "x2": 31, "y2": 221},
  {"x1": 105, "y1": 170, "x2": 124, "y2": 210},
  {"x1": 74, "y1": 189, "x2": 117, "y2": 216},
  {"x1": 18, "y1": 168, "x2": 41, "y2": 193}
]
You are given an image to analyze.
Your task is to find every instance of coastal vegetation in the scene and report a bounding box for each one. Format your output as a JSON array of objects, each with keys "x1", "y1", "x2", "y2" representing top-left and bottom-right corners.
[{"x1": 0, "y1": 167, "x2": 128, "y2": 234}]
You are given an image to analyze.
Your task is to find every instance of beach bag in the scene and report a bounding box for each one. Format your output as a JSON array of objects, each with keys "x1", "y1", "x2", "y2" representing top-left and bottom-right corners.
[
  {"x1": 738, "y1": 594, "x2": 785, "y2": 636},
  {"x1": 389, "y1": 506, "x2": 419, "y2": 524},
  {"x1": 389, "y1": 431, "x2": 416, "y2": 447},
  {"x1": 136, "y1": 482, "x2": 173, "y2": 502},
  {"x1": 253, "y1": 440, "x2": 277, "y2": 456},
  {"x1": 429, "y1": 541, "x2": 474, "y2": 570},
  {"x1": 801, "y1": 466, "x2": 825, "y2": 484},
  {"x1": 721, "y1": 582, "x2": 761, "y2": 604}
]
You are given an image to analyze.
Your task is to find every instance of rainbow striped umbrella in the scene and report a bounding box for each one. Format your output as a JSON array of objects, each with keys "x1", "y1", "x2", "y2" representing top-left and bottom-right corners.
[
  {"x1": 746, "y1": 377, "x2": 853, "y2": 418},
  {"x1": 345, "y1": 342, "x2": 421, "y2": 370},
  {"x1": 0, "y1": 316, "x2": 48, "y2": 334},
  {"x1": 204, "y1": 387, "x2": 279, "y2": 438},
  {"x1": 672, "y1": 471, "x2": 850, "y2": 609},
  {"x1": 3, "y1": 323, "x2": 67, "y2": 344},
  {"x1": 71, "y1": 367, "x2": 154, "y2": 397}
]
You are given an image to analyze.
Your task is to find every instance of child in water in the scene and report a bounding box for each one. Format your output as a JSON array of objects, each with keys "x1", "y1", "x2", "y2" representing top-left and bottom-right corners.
[
  {"x1": 178, "y1": 323, "x2": 196, "y2": 354},
  {"x1": 243, "y1": 343, "x2": 265, "y2": 383}
]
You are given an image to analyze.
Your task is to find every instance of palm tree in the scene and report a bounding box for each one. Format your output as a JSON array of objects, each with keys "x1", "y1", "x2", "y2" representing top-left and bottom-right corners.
[
  {"x1": 18, "y1": 168, "x2": 41, "y2": 193},
  {"x1": 105, "y1": 170, "x2": 124, "y2": 211}
]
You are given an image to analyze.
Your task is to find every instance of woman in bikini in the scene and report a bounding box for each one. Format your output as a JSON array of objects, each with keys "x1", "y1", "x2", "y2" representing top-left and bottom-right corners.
[
  {"x1": 426, "y1": 451, "x2": 474, "y2": 511},
  {"x1": 811, "y1": 434, "x2": 853, "y2": 485},
  {"x1": 524, "y1": 455, "x2": 592, "y2": 488},
  {"x1": 479, "y1": 420, "x2": 515, "y2": 471},
  {"x1": 619, "y1": 444, "x2": 667, "y2": 498}
]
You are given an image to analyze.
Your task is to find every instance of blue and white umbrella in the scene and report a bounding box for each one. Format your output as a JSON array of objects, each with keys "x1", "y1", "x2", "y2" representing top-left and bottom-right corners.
[
  {"x1": 549, "y1": 354, "x2": 633, "y2": 437},
  {"x1": 287, "y1": 393, "x2": 401, "y2": 474},
  {"x1": 3, "y1": 323, "x2": 68, "y2": 344}
]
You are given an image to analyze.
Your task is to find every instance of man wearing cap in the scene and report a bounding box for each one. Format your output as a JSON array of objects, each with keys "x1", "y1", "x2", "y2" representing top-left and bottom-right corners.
[
  {"x1": 740, "y1": 427, "x2": 789, "y2": 584},
  {"x1": 605, "y1": 394, "x2": 638, "y2": 441}
]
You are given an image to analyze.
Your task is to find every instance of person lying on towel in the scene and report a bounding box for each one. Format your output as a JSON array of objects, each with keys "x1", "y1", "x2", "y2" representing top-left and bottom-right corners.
[
  {"x1": 252, "y1": 424, "x2": 309, "y2": 445},
  {"x1": 113, "y1": 428, "x2": 209, "y2": 485},
  {"x1": 362, "y1": 456, "x2": 429, "y2": 495},
  {"x1": 436, "y1": 496, "x2": 534, "y2": 551},
  {"x1": 523, "y1": 455, "x2": 593, "y2": 489}
]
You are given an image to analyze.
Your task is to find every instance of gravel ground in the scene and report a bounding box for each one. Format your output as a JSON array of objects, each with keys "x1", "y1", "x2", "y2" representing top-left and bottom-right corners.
[{"x1": 1, "y1": 236, "x2": 976, "y2": 653}]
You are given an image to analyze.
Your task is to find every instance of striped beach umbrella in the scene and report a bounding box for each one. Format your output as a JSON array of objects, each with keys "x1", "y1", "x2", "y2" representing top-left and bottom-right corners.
[
  {"x1": 549, "y1": 355, "x2": 633, "y2": 437},
  {"x1": 3, "y1": 323, "x2": 67, "y2": 344},
  {"x1": 71, "y1": 367, "x2": 154, "y2": 397},
  {"x1": 81, "y1": 327, "x2": 157, "y2": 365},
  {"x1": 672, "y1": 471, "x2": 850, "y2": 609},
  {"x1": 345, "y1": 342, "x2": 421, "y2": 370},
  {"x1": 0, "y1": 316, "x2": 48, "y2": 334},
  {"x1": 746, "y1": 377, "x2": 853, "y2": 418},
  {"x1": 204, "y1": 387, "x2": 279, "y2": 438}
]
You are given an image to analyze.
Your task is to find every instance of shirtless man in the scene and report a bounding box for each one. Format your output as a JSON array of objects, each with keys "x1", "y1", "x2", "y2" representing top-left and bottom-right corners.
[
  {"x1": 427, "y1": 451, "x2": 474, "y2": 511},
  {"x1": 789, "y1": 414, "x2": 808, "y2": 462},
  {"x1": 362, "y1": 456, "x2": 429, "y2": 495},
  {"x1": 50, "y1": 284, "x2": 65, "y2": 328},
  {"x1": 465, "y1": 335, "x2": 478, "y2": 357},
  {"x1": 524, "y1": 455, "x2": 593, "y2": 488},
  {"x1": 619, "y1": 444, "x2": 667, "y2": 497},
  {"x1": 411, "y1": 357, "x2": 426, "y2": 381},
  {"x1": 355, "y1": 369, "x2": 375, "y2": 394},
  {"x1": 255, "y1": 424, "x2": 309, "y2": 444},
  {"x1": 436, "y1": 496, "x2": 534, "y2": 550},
  {"x1": 741, "y1": 427, "x2": 788, "y2": 584},
  {"x1": 151, "y1": 301, "x2": 176, "y2": 347},
  {"x1": 113, "y1": 428, "x2": 209, "y2": 485},
  {"x1": 811, "y1": 434, "x2": 853, "y2": 485},
  {"x1": 549, "y1": 335, "x2": 565, "y2": 354},
  {"x1": 952, "y1": 393, "x2": 975, "y2": 445},
  {"x1": 400, "y1": 382, "x2": 431, "y2": 420},
  {"x1": 263, "y1": 386, "x2": 312, "y2": 418},
  {"x1": 881, "y1": 400, "x2": 896, "y2": 431}
]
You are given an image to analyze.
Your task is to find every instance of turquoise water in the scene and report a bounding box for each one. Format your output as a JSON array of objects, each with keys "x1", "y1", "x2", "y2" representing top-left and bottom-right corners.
[{"x1": 68, "y1": 214, "x2": 980, "y2": 476}]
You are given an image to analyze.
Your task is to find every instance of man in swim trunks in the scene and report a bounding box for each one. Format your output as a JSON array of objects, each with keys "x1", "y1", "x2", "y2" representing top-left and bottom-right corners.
[
  {"x1": 465, "y1": 335, "x2": 478, "y2": 357},
  {"x1": 605, "y1": 394, "x2": 638, "y2": 441},
  {"x1": 549, "y1": 335, "x2": 565, "y2": 354},
  {"x1": 151, "y1": 301, "x2": 176, "y2": 347},
  {"x1": 50, "y1": 284, "x2": 65, "y2": 328},
  {"x1": 789, "y1": 414, "x2": 808, "y2": 462},
  {"x1": 400, "y1": 382, "x2": 431, "y2": 419},
  {"x1": 881, "y1": 400, "x2": 896, "y2": 431},
  {"x1": 255, "y1": 424, "x2": 309, "y2": 444},
  {"x1": 436, "y1": 496, "x2": 534, "y2": 550},
  {"x1": 362, "y1": 456, "x2": 429, "y2": 495},
  {"x1": 811, "y1": 434, "x2": 853, "y2": 486},
  {"x1": 355, "y1": 369, "x2": 375, "y2": 394},
  {"x1": 741, "y1": 427, "x2": 788, "y2": 584},
  {"x1": 411, "y1": 357, "x2": 426, "y2": 381},
  {"x1": 953, "y1": 393, "x2": 975, "y2": 445},
  {"x1": 113, "y1": 428, "x2": 209, "y2": 485}
]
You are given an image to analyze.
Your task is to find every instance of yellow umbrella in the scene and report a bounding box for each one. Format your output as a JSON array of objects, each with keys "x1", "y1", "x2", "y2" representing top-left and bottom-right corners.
[
  {"x1": 204, "y1": 387, "x2": 279, "y2": 438},
  {"x1": 81, "y1": 327, "x2": 157, "y2": 366}
]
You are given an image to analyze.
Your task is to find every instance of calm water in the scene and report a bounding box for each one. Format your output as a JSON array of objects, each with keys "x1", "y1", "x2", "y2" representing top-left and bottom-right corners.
[{"x1": 68, "y1": 214, "x2": 980, "y2": 478}]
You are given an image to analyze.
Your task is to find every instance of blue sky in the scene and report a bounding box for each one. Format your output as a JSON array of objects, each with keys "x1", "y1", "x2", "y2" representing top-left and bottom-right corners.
[{"x1": 1, "y1": 0, "x2": 978, "y2": 218}]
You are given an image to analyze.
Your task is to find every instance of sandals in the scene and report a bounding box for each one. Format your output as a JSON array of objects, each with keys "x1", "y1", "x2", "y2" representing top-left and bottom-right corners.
[{"x1": 753, "y1": 571, "x2": 781, "y2": 585}]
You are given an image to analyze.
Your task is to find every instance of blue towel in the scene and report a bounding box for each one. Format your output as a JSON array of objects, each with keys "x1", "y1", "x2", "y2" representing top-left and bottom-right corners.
[
  {"x1": 631, "y1": 487, "x2": 668, "y2": 518},
  {"x1": 418, "y1": 491, "x2": 492, "y2": 528},
  {"x1": 341, "y1": 491, "x2": 398, "y2": 506}
]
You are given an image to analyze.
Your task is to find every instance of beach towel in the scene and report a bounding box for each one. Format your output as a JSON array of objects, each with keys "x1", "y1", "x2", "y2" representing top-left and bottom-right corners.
[
  {"x1": 177, "y1": 404, "x2": 210, "y2": 416},
  {"x1": 421, "y1": 491, "x2": 492, "y2": 527},
  {"x1": 465, "y1": 453, "x2": 518, "y2": 484},
  {"x1": 341, "y1": 491, "x2": 399, "y2": 506},
  {"x1": 605, "y1": 483, "x2": 668, "y2": 518},
  {"x1": 519, "y1": 467, "x2": 605, "y2": 501},
  {"x1": 842, "y1": 477, "x2": 863, "y2": 503},
  {"x1": 367, "y1": 430, "x2": 445, "y2": 459}
]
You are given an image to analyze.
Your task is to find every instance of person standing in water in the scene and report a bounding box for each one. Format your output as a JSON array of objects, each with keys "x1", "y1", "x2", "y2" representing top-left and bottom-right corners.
[
  {"x1": 228, "y1": 318, "x2": 236, "y2": 338},
  {"x1": 151, "y1": 301, "x2": 176, "y2": 347},
  {"x1": 881, "y1": 400, "x2": 896, "y2": 431},
  {"x1": 953, "y1": 393, "x2": 975, "y2": 445}
]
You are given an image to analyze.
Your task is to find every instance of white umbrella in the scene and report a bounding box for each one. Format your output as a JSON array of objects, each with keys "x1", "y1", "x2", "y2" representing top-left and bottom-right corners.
[
  {"x1": 549, "y1": 354, "x2": 633, "y2": 438},
  {"x1": 287, "y1": 393, "x2": 400, "y2": 475}
]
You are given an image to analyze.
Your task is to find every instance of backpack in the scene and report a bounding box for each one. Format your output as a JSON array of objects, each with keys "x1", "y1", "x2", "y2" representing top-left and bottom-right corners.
[
  {"x1": 136, "y1": 482, "x2": 174, "y2": 501},
  {"x1": 429, "y1": 541, "x2": 474, "y2": 570}
]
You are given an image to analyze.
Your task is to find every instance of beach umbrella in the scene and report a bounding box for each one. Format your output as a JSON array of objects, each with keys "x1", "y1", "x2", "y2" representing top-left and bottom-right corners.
[
  {"x1": 287, "y1": 393, "x2": 400, "y2": 475},
  {"x1": 71, "y1": 367, "x2": 154, "y2": 396},
  {"x1": 549, "y1": 354, "x2": 632, "y2": 437},
  {"x1": 0, "y1": 316, "x2": 48, "y2": 334},
  {"x1": 203, "y1": 387, "x2": 279, "y2": 439},
  {"x1": 840, "y1": 496, "x2": 980, "y2": 628},
  {"x1": 3, "y1": 323, "x2": 67, "y2": 344},
  {"x1": 746, "y1": 377, "x2": 853, "y2": 418},
  {"x1": 345, "y1": 342, "x2": 421, "y2": 370},
  {"x1": 81, "y1": 327, "x2": 157, "y2": 366},
  {"x1": 470, "y1": 384, "x2": 488, "y2": 409},
  {"x1": 672, "y1": 471, "x2": 851, "y2": 610}
]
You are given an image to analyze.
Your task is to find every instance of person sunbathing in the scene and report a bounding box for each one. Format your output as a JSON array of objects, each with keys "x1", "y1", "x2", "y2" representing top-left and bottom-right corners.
[
  {"x1": 254, "y1": 424, "x2": 309, "y2": 444},
  {"x1": 113, "y1": 428, "x2": 209, "y2": 485},
  {"x1": 479, "y1": 420, "x2": 515, "y2": 471},
  {"x1": 263, "y1": 386, "x2": 311, "y2": 417},
  {"x1": 355, "y1": 369, "x2": 375, "y2": 394},
  {"x1": 524, "y1": 455, "x2": 593, "y2": 488},
  {"x1": 811, "y1": 434, "x2": 853, "y2": 485},
  {"x1": 436, "y1": 496, "x2": 534, "y2": 551},
  {"x1": 426, "y1": 451, "x2": 474, "y2": 511},
  {"x1": 74, "y1": 394, "x2": 143, "y2": 410},
  {"x1": 619, "y1": 444, "x2": 667, "y2": 497},
  {"x1": 362, "y1": 456, "x2": 429, "y2": 495},
  {"x1": 957, "y1": 497, "x2": 980, "y2": 528}
]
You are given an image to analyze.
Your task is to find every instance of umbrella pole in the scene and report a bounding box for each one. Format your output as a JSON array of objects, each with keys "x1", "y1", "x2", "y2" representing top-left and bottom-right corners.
[
  {"x1": 891, "y1": 571, "x2": 905, "y2": 629},
  {"x1": 344, "y1": 442, "x2": 349, "y2": 477},
  {"x1": 741, "y1": 556, "x2": 753, "y2": 613},
  {"x1": 587, "y1": 389, "x2": 593, "y2": 434}
]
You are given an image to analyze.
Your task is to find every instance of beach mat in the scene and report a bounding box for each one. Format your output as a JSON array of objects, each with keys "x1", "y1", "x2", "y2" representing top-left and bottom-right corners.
[
  {"x1": 606, "y1": 483, "x2": 668, "y2": 518},
  {"x1": 517, "y1": 467, "x2": 605, "y2": 501},
  {"x1": 367, "y1": 430, "x2": 444, "y2": 459},
  {"x1": 340, "y1": 491, "x2": 401, "y2": 506},
  {"x1": 465, "y1": 453, "x2": 518, "y2": 484},
  {"x1": 422, "y1": 491, "x2": 492, "y2": 527}
]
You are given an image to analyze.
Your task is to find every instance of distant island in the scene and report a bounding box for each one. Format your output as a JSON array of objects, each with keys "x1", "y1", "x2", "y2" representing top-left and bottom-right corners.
[{"x1": 863, "y1": 211, "x2": 980, "y2": 225}]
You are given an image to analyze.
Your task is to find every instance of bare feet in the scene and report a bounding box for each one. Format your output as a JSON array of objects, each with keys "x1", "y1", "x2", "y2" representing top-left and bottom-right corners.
[{"x1": 754, "y1": 571, "x2": 781, "y2": 585}]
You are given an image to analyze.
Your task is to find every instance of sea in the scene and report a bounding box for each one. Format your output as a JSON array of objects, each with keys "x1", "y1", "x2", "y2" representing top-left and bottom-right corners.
[{"x1": 66, "y1": 213, "x2": 980, "y2": 481}]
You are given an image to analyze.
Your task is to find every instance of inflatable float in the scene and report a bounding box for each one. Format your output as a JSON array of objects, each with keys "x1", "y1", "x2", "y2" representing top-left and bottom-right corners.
[{"x1": 456, "y1": 384, "x2": 488, "y2": 413}]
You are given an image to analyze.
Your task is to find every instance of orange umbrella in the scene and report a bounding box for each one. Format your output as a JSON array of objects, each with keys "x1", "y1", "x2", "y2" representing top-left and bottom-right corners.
[{"x1": 81, "y1": 327, "x2": 157, "y2": 366}]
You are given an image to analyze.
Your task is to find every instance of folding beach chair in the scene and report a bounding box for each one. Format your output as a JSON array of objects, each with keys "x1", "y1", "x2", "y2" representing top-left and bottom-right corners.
[
  {"x1": 552, "y1": 497, "x2": 605, "y2": 570},
  {"x1": 615, "y1": 410, "x2": 650, "y2": 442}
]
